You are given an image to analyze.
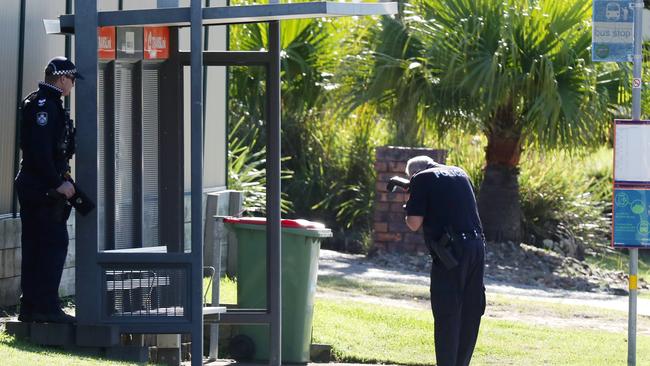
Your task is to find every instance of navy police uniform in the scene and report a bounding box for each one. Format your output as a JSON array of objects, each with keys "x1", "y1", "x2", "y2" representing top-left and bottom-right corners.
[
  {"x1": 15, "y1": 57, "x2": 81, "y2": 323},
  {"x1": 406, "y1": 163, "x2": 486, "y2": 366}
]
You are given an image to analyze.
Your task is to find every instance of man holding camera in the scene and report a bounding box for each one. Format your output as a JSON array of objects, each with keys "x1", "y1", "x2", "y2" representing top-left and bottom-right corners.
[
  {"x1": 403, "y1": 155, "x2": 485, "y2": 366},
  {"x1": 14, "y1": 57, "x2": 83, "y2": 324}
]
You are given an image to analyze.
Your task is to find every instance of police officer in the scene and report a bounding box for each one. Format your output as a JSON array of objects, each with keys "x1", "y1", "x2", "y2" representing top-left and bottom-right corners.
[
  {"x1": 404, "y1": 155, "x2": 486, "y2": 366},
  {"x1": 15, "y1": 57, "x2": 83, "y2": 323}
]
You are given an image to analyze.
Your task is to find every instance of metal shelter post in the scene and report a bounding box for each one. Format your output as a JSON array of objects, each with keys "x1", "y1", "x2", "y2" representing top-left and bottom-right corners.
[
  {"x1": 190, "y1": 0, "x2": 204, "y2": 365},
  {"x1": 267, "y1": 19, "x2": 282, "y2": 366},
  {"x1": 74, "y1": 0, "x2": 100, "y2": 325}
]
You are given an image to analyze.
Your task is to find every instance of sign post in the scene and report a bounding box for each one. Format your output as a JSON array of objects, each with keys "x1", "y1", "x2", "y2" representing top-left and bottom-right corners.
[{"x1": 601, "y1": 1, "x2": 644, "y2": 365}]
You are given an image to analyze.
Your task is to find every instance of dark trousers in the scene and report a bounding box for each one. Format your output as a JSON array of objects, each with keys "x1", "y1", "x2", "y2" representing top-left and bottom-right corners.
[
  {"x1": 18, "y1": 195, "x2": 70, "y2": 314},
  {"x1": 430, "y1": 238, "x2": 485, "y2": 366}
]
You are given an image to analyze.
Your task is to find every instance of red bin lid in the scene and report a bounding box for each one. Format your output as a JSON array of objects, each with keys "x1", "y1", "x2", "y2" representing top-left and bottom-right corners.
[{"x1": 223, "y1": 217, "x2": 326, "y2": 229}]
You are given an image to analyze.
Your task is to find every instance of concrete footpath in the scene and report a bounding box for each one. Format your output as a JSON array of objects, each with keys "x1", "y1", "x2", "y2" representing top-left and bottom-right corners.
[{"x1": 317, "y1": 249, "x2": 650, "y2": 316}]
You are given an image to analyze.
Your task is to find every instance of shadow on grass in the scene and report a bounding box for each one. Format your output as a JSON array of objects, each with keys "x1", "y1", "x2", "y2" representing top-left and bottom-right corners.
[
  {"x1": 0, "y1": 330, "x2": 154, "y2": 366},
  {"x1": 1, "y1": 331, "x2": 95, "y2": 360}
]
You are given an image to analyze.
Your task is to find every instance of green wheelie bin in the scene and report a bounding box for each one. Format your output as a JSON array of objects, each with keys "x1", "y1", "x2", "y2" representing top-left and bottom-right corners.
[{"x1": 223, "y1": 217, "x2": 332, "y2": 363}]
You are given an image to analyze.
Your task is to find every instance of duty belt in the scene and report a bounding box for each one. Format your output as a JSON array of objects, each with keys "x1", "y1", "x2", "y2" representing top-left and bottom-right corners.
[{"x1": 449, "y1": 229, "x2": 484, "y2": 242}]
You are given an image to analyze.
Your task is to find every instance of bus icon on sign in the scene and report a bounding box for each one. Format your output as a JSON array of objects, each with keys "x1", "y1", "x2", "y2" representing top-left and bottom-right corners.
[{"x1": 606, "y1": 2, "x2": 621, "y2": 20}]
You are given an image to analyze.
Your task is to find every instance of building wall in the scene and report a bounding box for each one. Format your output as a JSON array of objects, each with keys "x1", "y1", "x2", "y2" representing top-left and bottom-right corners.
[
  {"x1": 0, "y1": 1, "x2": 228, "y2": 307},
  {"x1": 0, "y1": 3, "x2": 21, "y2": 215}
]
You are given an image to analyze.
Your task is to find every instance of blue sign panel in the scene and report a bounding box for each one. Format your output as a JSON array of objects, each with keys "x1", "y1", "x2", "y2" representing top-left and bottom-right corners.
[
  {"x1": 613, "y1": 188, "x2": 650, "y2": 247},
  {"x1": 592, "y1": 0, "x2": 634, "y2": 62}
]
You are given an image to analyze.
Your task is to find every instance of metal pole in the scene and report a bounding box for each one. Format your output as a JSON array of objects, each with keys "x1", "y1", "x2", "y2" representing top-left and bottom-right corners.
[
  {"x1": 64, "y1": 0, "x2": 72, "y2": 110},
  {"x1": 267, "y1": 19, "x2": 282, "y2": 366},
  {"x1": 12, "y1": 0, "x2": 26, "y2": 218},
  {"x1": 190, "y1": 0, "x2": 204, "y2": 365},
  {"x1": 629, "y1": 1, "x2": 643, "y2": 365},
  {"x1": 74, "y1": 0, "x2": 100, "y2": 324}
]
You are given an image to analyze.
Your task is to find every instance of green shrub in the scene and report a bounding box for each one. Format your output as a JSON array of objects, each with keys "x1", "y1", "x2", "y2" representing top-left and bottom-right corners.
[
  {"x1": 519, "y1": 147, "x2": 611, "y2": 249},
  {"x1": 227, "y1": 117, "x2": 293, "y2": 215},
  {"x1": 429, "y1": 129, "x2": 612, "y2": 251}
]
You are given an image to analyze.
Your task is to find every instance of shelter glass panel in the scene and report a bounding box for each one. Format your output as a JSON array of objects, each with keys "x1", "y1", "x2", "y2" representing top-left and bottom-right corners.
[
  {"x1": 142, "y1": 66, "x2": 161, "y2": 247},
  {"x1": 114, "y1": 63, "x2": 137, "y2": 250}
]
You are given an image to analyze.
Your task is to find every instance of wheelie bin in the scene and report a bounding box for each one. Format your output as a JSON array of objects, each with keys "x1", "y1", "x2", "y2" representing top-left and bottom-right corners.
[{"x1": 223, "y1": 217, "x2": 332, "y2": 363}]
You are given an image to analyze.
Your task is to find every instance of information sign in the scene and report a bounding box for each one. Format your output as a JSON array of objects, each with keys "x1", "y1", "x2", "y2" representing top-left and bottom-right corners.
[
  {"x1": 593, "y1": 0, "x2": 634, "y2": 62},
  {"x1": 144, "y1": 27, "x2": 170, "y2": 60},
  {"x1": 613, "y1": 120, "x2": 650, "y2": 248},
  {"x1": 613, "y1": 188, "x2": 650, "y2": 247},
  {"x1": 98, "y1": 27, "x2": 116, "y2": 60}
]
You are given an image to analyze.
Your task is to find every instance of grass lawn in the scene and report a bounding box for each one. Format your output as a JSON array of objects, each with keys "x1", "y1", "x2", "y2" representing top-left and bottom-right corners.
[
  {"x1": 312, "y1": 297, "x2": 650, "y2": 366},
  {"x1": 0, "y1": 332, "x2": 153, "y2": 366},
  {"x1": 0, "y1": 277, "x2": 240, "y2": 366}
]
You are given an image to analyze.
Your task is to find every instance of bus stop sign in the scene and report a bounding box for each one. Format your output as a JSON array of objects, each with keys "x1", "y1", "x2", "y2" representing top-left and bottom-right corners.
[{"x1": 593, "y1": 0, "x2": 635, "y2": 62}]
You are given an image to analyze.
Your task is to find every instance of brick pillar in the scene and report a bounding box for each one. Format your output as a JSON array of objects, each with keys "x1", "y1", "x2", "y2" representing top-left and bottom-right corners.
[{"x1": 373, "y1": 146, "x2": 447, "y2": 254}]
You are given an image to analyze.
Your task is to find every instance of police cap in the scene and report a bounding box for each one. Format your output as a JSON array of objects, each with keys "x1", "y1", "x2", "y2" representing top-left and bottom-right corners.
[{"x1": 44, "y1": 56, "x2": 84, "y2": 80}]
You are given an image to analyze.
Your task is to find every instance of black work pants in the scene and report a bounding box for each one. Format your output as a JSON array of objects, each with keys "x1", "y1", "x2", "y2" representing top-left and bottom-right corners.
[
  {"x1": 18, "y1": 196, "x2": 70, "y2": 314},
  {"x1": 430, "y1": 238, "x2": 486, "y2": 366}
]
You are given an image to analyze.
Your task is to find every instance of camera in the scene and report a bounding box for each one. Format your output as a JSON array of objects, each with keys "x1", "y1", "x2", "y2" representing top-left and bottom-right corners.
[{"x1": 386, "y1": 176, "x2": 410, "y2": 192}]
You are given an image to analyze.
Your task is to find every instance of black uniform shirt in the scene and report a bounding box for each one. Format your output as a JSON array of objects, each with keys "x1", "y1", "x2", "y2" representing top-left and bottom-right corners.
[
  {"x1": 405, "y1": 163, "x2": 482, "y2": 240},
  {"x1": 18, "y1": 82, "x2": 68, "y2": 190}
]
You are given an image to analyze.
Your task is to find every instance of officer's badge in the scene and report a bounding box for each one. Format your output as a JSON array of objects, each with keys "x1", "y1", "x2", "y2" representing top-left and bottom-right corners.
[
  {"x1": 37, "y1": 98, "x2": 46, "y2": 107},
  {"x1": 36, "y1": 112, "x2": 48, "y2": 126}
]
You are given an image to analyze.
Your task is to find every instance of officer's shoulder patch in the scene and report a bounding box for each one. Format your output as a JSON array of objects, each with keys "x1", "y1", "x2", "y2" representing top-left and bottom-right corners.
[
  {"x1": 37, "y1": 98, "x2": 46, "y2": 107},
  {"x1": 36, "y1": 112, "x2": 48, "y2": 127}
]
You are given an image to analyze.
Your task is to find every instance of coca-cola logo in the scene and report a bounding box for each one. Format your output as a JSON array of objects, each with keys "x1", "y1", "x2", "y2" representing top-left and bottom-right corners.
[
  {"x1": 147, "y1": 32, "x2": 166, "y2": 50},
  {"x1": 98, "y1": 36, "x2": 112, "y2": 50}
]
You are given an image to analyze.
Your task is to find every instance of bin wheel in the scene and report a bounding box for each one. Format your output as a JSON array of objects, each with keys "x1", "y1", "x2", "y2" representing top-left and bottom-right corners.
[{"x1": 229, "y1": 334, "x2": 255, "y2": 361}]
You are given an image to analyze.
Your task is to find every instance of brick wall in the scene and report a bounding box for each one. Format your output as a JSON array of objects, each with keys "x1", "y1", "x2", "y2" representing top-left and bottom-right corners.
[
  {"x1": 373, "y1": 146, "x2": 446, "y2": 254},
  {"x1": 0, "y1": 216, "x2": 75, "y2": 307}
]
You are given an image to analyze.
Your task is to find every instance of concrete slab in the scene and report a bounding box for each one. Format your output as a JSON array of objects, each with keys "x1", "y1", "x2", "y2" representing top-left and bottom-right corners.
[
  {"x1": 30, "y1": 322, "x2": 75, "y2": 346},
  {"x1": 105, "y1": 345, "x2": 150, "y2": 363},
  {"x1": 76, "y1": 324, "x2": 120, "y2": 347},
  {"x1": 4, "y1": 321, "x2": 30, "y2": 340}
]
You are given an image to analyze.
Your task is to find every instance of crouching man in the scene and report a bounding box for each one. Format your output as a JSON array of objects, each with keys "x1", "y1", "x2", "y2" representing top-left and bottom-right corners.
[{"x1": 404, "y1": 156, "x2": 486, "y2": 366}]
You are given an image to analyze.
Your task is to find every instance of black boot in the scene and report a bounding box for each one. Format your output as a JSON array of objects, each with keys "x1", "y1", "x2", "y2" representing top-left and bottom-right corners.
[
  {"x1": 32, "y1": 308, "x2": 76, "y2": 324},
  {"x1": 17, "y1": 299, "x2": 33, "y2": 322}
]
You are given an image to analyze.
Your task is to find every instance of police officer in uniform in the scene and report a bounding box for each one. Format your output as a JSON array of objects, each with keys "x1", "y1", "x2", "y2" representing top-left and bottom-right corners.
[
  {"x1": 16, "y1": 57, "x2": 82, "y2": 323},
  {"x1": 404, "y1": 156, "x2": 486, "y2": 366}
]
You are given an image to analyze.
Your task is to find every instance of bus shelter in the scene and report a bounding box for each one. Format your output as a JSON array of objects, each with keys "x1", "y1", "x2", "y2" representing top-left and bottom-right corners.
[{"x1": 51, "y1": 1, "x2": 397, "y2": 365}]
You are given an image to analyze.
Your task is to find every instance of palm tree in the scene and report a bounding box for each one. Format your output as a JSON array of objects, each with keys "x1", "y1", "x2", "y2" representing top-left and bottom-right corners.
[{"x1": 355, "y1": 0, "x2": 620, "y2": 242}]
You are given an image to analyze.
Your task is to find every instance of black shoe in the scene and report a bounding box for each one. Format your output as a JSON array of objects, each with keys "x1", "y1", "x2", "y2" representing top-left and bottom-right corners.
[
  {"x1": 17, "y1": 301, "x2": 34, "y2": 322},
  {"x1": 17, "y1": 311, "x2": 33, "y2": 322},
  {"x1": 32, "y1": 309, "x2": 76, "y2": 324}
]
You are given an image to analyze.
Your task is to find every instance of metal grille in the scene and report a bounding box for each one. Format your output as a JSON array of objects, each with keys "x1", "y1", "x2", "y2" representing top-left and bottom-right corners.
[
  {"x1": 142, "y1": 68, "x2": 160, "y2": 247},
  {"x1": 104, "y1": 267, "x2": 187, "y2": 318},
  {"x1": 114, "y1": 64, "x2": 135, "y2": 250}
]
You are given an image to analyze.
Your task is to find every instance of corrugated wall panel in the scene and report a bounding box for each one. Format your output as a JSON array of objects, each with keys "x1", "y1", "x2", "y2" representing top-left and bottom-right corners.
[
  {"x1": 22, "y1": 1, "x2": 65, "y2": 97},
  {"x1": 98, "y1": 67, "x2": 107, "y2": 250},
  {"x1": 0, "y1": 2, "x2": 21, "y2": 214},
  {"x1": 142, "y1": 67, "x2": 160, "y2": 247},
  {"x1": 114, "y1": 64, "x2": 135, "y2": 250}
]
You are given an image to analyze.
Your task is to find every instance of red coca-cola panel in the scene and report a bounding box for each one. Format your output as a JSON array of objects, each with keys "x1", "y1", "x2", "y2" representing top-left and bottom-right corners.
[
  {"x1": 144, "y1": 27, "x2": 170, "y2": 60},
  {"x1": 98, "y1": 27, "x2": 116, "y2": 60}
]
